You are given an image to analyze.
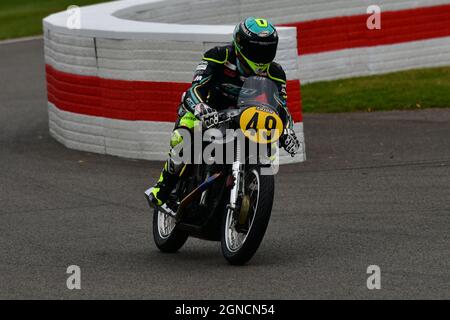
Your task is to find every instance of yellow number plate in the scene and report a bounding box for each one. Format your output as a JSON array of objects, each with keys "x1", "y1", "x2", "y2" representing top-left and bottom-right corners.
[{"x1": 239, "y1": 106, "x2": 284, "y2": 144}]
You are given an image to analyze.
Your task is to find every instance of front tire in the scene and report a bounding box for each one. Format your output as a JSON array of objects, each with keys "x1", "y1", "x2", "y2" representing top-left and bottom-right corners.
[
  {"x1": 221, "y1": 167, "x2": 274, "y2": 265},
  {"x1": 153, "y1": 208, "x2": 188, "y2": 253}
]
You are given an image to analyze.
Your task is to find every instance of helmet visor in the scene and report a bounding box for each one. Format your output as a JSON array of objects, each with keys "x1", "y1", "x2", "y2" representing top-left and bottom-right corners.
[
  {"x1": 240, "y1": 39, "x2": 277, "y2": 64},
  {"x1": 235, "y1": 41, "x2": 274, "y2": 75}
]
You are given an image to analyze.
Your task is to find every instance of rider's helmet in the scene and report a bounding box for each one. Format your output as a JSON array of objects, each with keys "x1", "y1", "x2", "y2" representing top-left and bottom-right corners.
[{"x1": 233, "y1": 17, "x2": 279, "y2": 76}]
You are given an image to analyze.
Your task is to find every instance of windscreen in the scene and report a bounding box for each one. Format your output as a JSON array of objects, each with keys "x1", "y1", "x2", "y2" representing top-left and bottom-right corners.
[{"x1": 237, "y1": 76, "x2": 280, "y2": 111}]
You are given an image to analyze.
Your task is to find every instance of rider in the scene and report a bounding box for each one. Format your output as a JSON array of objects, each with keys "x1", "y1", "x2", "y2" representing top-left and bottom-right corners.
[{"x1": 147, "y1": 17, "x2": 300, "y2": 207}]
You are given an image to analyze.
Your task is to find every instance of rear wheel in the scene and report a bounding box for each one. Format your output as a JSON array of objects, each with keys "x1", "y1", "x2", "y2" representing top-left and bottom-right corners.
[
  {"x1": 221, "y1": 166, "x2": 274, "y2": 265},
  {"x1": 153, "y1": 208, "x2": 188, "y2": 253}
]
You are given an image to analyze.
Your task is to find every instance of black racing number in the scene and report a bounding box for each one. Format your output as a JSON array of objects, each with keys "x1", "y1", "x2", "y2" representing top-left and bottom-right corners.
[
  {"x1": 265, "y1": 115, "x2": 277, "y2": 137},
  {"x1": 246, "y1": 112, "x2": 259, "y2": 132}
]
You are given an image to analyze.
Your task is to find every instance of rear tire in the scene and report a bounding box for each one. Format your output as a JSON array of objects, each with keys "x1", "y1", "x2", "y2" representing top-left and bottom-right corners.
[
  {"x1": 221, "y1": 167, "x2": 274, "y2": 265},
  {"x1": 153, "y1": 208, "x2": 188, "y2": 253}
]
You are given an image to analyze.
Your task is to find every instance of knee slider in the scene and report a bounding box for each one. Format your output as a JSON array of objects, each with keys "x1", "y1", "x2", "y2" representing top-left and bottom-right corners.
[{"x1": 170, "y1": 129, "x2": 184, "y2": 148}]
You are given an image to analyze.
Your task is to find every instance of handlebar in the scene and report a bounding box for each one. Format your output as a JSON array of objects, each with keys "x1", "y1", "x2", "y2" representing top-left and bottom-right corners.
[{"x1": 216, "y1": 109, "x2": 240, "y2": 125}]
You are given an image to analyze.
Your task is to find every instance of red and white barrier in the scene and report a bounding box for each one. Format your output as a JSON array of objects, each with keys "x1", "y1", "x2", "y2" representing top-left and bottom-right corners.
[
  {"x1": 125, "y1": 0, "x2": 450, "y2": 83},
  {"x1": 285, "y1": 1, "x2": 450, "y2": 82},
  {"x1": 43, "y1": 0, "x2": 450, "y2": 162}
]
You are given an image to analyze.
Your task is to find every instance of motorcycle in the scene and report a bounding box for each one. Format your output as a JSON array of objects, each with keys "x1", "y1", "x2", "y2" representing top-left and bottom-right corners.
[{"x1": 145, "y1": 76, "x2": 290, "y2": 265}]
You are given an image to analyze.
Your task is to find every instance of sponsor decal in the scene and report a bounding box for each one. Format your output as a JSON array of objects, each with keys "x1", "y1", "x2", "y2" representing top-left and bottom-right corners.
[
  {"x1": 196, "y1": 61, "x2": 208, "y2": 71},
  {"x1": 256, "y1": 105, "x2": 274, "y2": 113},
  {"x1": 196, "y1": 65, "x2": 207, "y2": 71},
  {"x1": 193, "y1": 75, "x2": 203, "y2": 82},
  {"x1": 185, "y1": 97, "x2": 196, "y2": 109},
  {"x1": 242, "y1": 24, "x2": 253, "y2": 37}
]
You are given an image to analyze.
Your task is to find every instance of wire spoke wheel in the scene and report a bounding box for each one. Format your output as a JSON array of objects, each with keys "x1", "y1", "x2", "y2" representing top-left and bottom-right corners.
[
  {"x1": 224, "y1": 169, "x2": 260, "y2": 253},
  {"x1": 221, "y1": 166, "x2": 274, "y2": 265},
  {"x1": 153, "y1": 203, "x2": 188, "y2": 253},
  {"x1": 157, "y1": 210, "x2": 176, "y2": 239}
]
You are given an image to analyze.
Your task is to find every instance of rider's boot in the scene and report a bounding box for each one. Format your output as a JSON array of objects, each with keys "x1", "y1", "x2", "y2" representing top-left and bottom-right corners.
[
  {"x1": 146, "y1": 161, "x2": 179, "y2": 207},
  {"x1": 145, "y1": 127, "x2": 187, "y2": 207}
]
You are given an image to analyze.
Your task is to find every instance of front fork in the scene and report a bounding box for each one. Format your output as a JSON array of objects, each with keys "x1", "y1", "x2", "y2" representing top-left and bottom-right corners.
[
  {"x1": 229, "y1": 160, "x2": 242, "y2": 210},
  {"x1": 229, "y1": 141, "x2": 243, "y2": 211}
]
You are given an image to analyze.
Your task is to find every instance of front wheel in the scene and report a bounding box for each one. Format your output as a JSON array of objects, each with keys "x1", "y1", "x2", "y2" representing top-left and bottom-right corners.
[
  {"x1": 221, "y1": 167, "x2": 274, "y2": 265},
  {"x1": 153, "y1": 208, "x2": 188, "y2": 253}
]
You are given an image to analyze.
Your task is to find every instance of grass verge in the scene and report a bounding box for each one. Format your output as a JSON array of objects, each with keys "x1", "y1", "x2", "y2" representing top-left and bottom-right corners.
[
  {"x1": 0, "y1": 0, "x2": 108, "y2": 40},
  {"x1": 301, "y1": 66, "x2": 450, "y2": 113}
]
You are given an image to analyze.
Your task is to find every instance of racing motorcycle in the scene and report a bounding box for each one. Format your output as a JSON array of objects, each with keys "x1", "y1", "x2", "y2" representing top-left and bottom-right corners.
[{"x1": 145, "y1": 77, "x2": 291, "y2": 265}]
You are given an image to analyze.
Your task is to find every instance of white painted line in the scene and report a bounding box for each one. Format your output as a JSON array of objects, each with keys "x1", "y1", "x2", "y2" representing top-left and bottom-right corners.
[{"x1": 0, "y1": 35, "x2": 43, "y2": 45}]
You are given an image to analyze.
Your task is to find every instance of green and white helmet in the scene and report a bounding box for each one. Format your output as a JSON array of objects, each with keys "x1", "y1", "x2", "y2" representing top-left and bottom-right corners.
[{"x1": 233, "y1": 17, "x2": 279, "y2": 75}]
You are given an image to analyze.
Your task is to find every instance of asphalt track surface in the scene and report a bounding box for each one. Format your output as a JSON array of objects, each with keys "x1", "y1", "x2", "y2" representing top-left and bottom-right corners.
[{"x1": 1, "y1": 39, "x2": 449, "y2": 299}]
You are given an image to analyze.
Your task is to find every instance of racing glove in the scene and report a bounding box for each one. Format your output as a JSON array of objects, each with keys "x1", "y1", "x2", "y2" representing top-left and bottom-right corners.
[
  {"x1": 194, "y1": 103, "x2": 219, "y2": 129},
  {"x1": 280, "y1": 128, "x2": 300, "y2": 157}
]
